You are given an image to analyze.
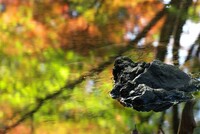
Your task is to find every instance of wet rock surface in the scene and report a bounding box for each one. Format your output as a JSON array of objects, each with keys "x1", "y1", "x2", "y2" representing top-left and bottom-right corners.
[{"x1": 110, "y1": 56, "x2": 200, "y2": 112}]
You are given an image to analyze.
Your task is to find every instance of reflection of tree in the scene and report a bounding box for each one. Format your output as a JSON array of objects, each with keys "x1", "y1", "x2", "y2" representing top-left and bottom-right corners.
[
  {"x1": 156, "y1": 0, "x2": 195, "y2": 134},
  {"x1": 2, "y1": 58, "x2": 114, "y2": 133},
  {"x1": 172, "y1": 0, "x2": 193, "y2": 62},
  {"x1": 178, "y1": 100, "x2": 196, "y2": 134},
  {"x1": 156, "y1": 0, "x2": 193, "y2": 62},
  {"x1": 187, "y1": 34, "x2": 200, "y2": 61},
  {"x1": 1, "y1": 6, "x2": 167, "y2": 133},
  {"x1": 1, "y1": 1, "x2": 199, "y2": 133}
]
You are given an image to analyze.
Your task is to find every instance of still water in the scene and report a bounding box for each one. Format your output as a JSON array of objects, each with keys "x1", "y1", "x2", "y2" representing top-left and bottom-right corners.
[{"x1": 0, "y1": 0, "x2": 200, "y2": 134}]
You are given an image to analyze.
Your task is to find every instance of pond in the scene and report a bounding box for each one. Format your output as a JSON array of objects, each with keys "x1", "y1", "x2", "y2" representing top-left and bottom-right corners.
[{"x1": 0, "y1": 0, "x2": 200, "y2": 134}]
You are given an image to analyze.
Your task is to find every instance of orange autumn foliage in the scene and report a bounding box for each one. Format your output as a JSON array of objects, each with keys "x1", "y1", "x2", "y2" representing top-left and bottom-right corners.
[{"x1": 1, "y1": 0, "x2": 165, "y2": 55}]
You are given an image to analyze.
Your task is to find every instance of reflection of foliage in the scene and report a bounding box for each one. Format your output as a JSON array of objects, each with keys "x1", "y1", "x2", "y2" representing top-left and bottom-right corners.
[
  {"x1": 0, "y1": 0, "x2": 164, "y2": 55},
  {"x1": 1, "y1": 0, "x2": 199, "y2": 133},
  {"x1": 0, "y1": 47, "x2": 156, "y2": 133},
  {"x1": 0, "y1": 5, "x2": 164, "y2": 132}
]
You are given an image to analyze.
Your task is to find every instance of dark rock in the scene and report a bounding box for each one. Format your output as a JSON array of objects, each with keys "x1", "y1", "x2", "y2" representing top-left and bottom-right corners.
[{"x1": 110, "y1": 56, "x2": 200, "y2": 112}]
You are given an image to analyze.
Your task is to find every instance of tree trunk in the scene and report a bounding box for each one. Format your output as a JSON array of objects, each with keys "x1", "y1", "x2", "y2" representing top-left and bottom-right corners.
[
  {"x1": 172, "y1": 0, "x2": 193, "y2": 61},
  {"x1": 156, "y1": 0, "x2": 180, "y2": 61},
  {"x1": 172, "y1": 105, "x2": 179, "y2": 134},
  {"x1": 156, "y1": 0, "x2": 193, "y2": 133},
  {"x1": 178, "y1": 100, "x2": 196, "y2": 134}
]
